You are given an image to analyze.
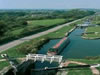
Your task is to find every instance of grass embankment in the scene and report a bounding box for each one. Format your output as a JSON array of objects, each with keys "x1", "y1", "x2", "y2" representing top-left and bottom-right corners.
[
  {"x1": 0, "y1": 21, "x2": 78, "y2": 71},
  {"x1": 83, "y1": 26, "x2": 100, "y2": 39},
  {"x1": 1, "y1": 19, "x2": 66, "y2": 44}
]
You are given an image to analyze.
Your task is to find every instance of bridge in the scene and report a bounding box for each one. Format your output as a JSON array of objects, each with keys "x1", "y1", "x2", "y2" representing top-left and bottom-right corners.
[
  {"x1": 0, "y1": 54, "x2": 63, "y2": 75},
  {"x1": 26, "y1": 54, "x2": 63, "y2": 63}
]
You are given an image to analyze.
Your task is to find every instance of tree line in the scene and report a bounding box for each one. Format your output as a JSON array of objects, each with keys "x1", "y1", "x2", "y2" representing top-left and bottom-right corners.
[{"x1": 0, "y1": 9, "x2": 95, "y2": 43}]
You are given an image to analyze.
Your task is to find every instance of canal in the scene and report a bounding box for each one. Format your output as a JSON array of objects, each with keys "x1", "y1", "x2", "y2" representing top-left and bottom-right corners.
[
  {"x1": 38, "y1": 27, "x2": 100, "y2": 59},
  {"x1": 34, "y1": 27, "x2": 100, "y2": 70}
]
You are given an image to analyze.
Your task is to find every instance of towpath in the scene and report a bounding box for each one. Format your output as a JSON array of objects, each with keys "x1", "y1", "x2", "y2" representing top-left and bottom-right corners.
[{"x1": 0, "y1": 19, "x2": 81, "y2": 52}]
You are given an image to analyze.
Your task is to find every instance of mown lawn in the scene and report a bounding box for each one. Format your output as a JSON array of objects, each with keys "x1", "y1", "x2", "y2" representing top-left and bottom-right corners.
[
  {"x1": 83, "y1": 26, "x2": 100, "y2": 38},
  {"x1": 27, "y1": 19, "x2": 66, "y2": 27}
]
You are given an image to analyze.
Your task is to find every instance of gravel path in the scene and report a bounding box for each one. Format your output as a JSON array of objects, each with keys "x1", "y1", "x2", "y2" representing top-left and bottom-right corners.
[{"x1": 0, "y1": 19, "x2": 81, "y2": 53}]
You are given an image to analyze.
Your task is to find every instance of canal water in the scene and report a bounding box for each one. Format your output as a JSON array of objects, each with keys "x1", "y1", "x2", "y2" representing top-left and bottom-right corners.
[
  {"x1": 61, "y1": 28, "x2": 100, "y2": 59},
  {"x1": 34, "y1": 27, "x2": 100, "y2": 69},
  {"x1": 37, "y1": 28, "x2": 100, "y2": 59}
]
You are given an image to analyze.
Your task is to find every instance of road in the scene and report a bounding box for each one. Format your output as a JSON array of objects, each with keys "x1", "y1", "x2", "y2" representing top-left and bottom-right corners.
[{"x1": 0, "y1": 19, "x2": 81, "y2": 52}]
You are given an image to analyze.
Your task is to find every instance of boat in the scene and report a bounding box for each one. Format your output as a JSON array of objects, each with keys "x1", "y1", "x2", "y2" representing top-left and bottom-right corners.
[{"x1": 47, "y1": 37, "x2": 70, "y2": 56}]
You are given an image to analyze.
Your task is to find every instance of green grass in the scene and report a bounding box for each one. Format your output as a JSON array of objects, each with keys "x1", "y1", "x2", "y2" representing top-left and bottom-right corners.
[
  {"x1": 45, "y1": 26, "x2": 74, "y2": 38},
  {"x1": 83, "y1": 26, "x2": 100, "y2": 38},
  {"x1": 0, "y1": 61, "x2": 9, "y2": 70},
  {"x1": 69, "y1": 58, "x2": 100, "y2": 72},
  {"x1": 86, "y1": 26, "x2": 100, "y2": 32},
  {"x1": 27, "y1": 19, "x2": 66, "y2": 27},
  {"x1": 67, "y1": 68, "x2": 93, "y2": 75},
  {"x1": 11, "y1": 28, "x2": 24, "y2": 36},
  {"x1": 67, "y1": 58, "x2": 100, "y2": 75},
  {"x1": 0, "y1": 47, "x2": 25, "y2": 59},
  {"x1": 1, "y1": 19, "x2": 66, "y2": 44}
]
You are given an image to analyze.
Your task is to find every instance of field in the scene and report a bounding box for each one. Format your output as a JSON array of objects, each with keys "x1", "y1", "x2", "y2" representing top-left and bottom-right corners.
[
  {"x1": 11, "y1": 19, "x2": 66, "y2": 37},
  {"x1": 27, "y1": 19, "x2": 66, "y2": 27},
  {"x1": 1, "y1": 19, "x2": 66, "y2": 44}
]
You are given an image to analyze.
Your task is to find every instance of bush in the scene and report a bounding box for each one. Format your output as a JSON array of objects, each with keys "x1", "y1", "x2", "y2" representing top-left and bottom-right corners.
[{"x1": 17, "y1": 37, "x2": 50, "y2": 54}]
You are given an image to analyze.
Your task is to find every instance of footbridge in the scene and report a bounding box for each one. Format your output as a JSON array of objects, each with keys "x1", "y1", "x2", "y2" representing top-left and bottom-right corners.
[{"x1": 26, "y1": 54, "x2": 63, "y2": 63}]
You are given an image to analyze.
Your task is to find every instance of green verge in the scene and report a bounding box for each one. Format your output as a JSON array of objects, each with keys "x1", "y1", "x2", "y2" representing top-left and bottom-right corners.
[{"x1": 83, "y1": 26, "x2": 100, "y2": 38}]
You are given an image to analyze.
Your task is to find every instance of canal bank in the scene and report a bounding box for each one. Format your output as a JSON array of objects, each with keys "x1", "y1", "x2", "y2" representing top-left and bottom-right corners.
[
  {"x1": 61, "y1": 28, "x2": 100, "y2": 59},
  {"x1": 4, "y1": 23, "x2": 100, "y2": 75},
  {"x1": 36, "y1": 27, "x2": 100, "y2": 59},
  {"x1": 33, "y1": 26, "x2": 100, "y2": 74}
]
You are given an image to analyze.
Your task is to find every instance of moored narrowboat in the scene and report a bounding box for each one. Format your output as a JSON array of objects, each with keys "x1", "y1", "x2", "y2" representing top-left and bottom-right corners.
[{"x1": 47, "y1": 37, "x2": 70, "y2": 56}]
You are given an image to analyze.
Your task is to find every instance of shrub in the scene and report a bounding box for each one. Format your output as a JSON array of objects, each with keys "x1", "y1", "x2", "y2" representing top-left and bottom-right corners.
[{"x1": 17, "y1": 37, "x2": 50, "y2": 54}]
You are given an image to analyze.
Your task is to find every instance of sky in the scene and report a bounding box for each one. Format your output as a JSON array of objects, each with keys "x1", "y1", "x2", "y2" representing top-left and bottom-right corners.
[{"x1": 0, "y1": 0, "x2": 100, "y2": 9}]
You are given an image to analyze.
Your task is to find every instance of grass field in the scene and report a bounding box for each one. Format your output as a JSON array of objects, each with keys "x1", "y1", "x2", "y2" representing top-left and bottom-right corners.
[
  {"x1": 10, "y1": 19, "x2": 66, "y2": 36},
  {"x1": 83, "y1": 26, "x2": 100, "y2": 38},
  {"x1": 1, "y1": 19, "x2": 67, "y2": 44},
  {"x1": 27, "y1": 19, "x2": 66, "y2": 27}
]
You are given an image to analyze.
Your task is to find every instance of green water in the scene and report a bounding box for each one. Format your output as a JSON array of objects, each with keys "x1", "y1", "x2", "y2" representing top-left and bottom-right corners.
[
  {"x1": 34, "y1": 27, "x2": 100, "y2": 70},
  {"x1": 61, "y1": 28, "x2": 100, "y2": 59},
  {"x1": 38, "y1": 28, "x2": 100, "y2": 59}
]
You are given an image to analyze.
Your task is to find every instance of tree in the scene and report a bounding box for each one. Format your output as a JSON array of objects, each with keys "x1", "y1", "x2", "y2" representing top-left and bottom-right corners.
[{"x1": 0, "y1": 21, "x2": 7, "y2": 36}]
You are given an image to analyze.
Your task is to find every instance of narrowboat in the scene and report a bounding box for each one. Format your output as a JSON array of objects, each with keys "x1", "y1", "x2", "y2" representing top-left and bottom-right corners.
[{"x1": 47, "y1": 37, "x2": 70, "y2": 56}]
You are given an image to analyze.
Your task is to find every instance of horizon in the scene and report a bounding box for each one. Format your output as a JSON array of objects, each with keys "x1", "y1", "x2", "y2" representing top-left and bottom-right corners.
[
  {"x1": 0, "y1": 8, "x2": 99, "y2": 10},
  {"x1": 0, "y1": 0, "x2": 100, "y2": 9}
]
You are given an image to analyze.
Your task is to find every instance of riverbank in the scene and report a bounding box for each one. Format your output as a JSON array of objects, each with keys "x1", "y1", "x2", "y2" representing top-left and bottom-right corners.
[
  {"x1": 82, "y1": 25, "x2": 100, "y2": 40},
  {"x1": 0, "y1": 20, "x2": 81, "y2": 71}
]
